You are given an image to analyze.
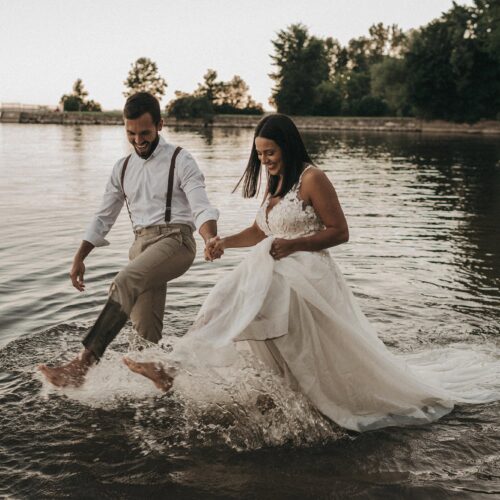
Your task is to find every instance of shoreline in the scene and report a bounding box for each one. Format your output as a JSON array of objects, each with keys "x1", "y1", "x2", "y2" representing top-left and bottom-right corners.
[{"x1": 1, "y1": 110, "x2": 499, "y2": 135}]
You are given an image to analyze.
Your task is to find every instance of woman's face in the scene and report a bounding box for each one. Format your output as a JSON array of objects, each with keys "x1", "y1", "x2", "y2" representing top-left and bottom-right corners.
[{"x1": 255, "y1": 137, "x2": 284, "y2": 176}]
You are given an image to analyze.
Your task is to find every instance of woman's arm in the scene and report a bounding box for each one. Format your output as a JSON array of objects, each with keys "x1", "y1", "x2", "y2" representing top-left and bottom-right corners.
[
  {"x1": 270, "y1": 168, "x2": 349, "y2": 259},
  {"x1": 221, "y1": 221, "x2": 267, "y2": 249},
  {"x1": 206, "y1": 221, "x2": 267, "y2": 260}
]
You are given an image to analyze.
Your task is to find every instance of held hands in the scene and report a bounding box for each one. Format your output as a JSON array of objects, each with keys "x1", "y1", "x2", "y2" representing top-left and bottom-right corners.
[
  {"x1": 70, "y1": 259, "x2": 86, "y2": 291},
  {"x1": 205, "y1": 236, "x2": 225, "y2": 262},
  {"x1": 269, "y1": 238, "x2": 296, "y2": 260}
]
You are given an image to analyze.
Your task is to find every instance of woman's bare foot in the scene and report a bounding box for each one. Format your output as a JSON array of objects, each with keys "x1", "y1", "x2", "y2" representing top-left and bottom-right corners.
[
  {"x1": 38, "y1": 354, "x2": 93, "y2": 388},
  {"x1": 123, "y1": 357, "x2": 175, "y2": 392}
]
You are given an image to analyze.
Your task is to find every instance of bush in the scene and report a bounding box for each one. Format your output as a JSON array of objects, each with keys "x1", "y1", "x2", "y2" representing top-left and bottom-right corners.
[
  {"x1": 346, "y1": 96, "x2": 390, "y2": 116},
  {"x1": 61, "y1": 95, "x2": 83, "y2": 112},
  {"x1": 166, "y1": 95, "x2": 214, "y2": 120},
  {"x1": 213, "y1": 103, "x2": 263, "y2": 115}
]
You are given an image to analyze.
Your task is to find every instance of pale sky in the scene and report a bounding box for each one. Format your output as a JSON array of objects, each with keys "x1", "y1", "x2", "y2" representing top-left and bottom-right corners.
[{"x1": 1, "y1": 0, "x2": 473, "y2": 110}]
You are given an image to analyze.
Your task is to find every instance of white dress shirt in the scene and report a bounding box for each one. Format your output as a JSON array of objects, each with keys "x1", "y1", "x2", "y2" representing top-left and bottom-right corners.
[{"x1": 84, "y1": 136, "x2": 219, "y2": 247}]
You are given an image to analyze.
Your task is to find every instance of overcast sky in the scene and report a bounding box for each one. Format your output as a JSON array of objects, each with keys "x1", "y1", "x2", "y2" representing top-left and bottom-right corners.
[{"x1": 0, "y1": 0, "x2": 473, "y2": 110}]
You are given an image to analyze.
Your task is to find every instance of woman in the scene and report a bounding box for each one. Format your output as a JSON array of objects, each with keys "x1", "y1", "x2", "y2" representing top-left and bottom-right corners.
[{"x1": 124, "y1": 114, "x2": 496, "y2": 432}]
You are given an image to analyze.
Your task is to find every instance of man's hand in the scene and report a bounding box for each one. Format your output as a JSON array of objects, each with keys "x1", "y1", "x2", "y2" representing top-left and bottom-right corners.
[
  {"x1": 269, "y1": 238, "x2": 296, "y2": 260},
  {"x1": 70, "y1": 259, "x2": 86, "y2": 291},
  {"x1": 70, "y1": 240, "x2": 94, "y2": 291},
  {"x1": 205, "y1": 236, "x2": 225, "y2": 261}
]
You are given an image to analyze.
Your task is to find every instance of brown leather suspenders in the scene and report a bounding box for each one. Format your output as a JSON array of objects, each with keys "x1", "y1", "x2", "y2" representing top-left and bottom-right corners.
[
  {"x1": 120, "y1": 146, "x2": 183, "y2": 225},
  {"x1": 120, "y1": 154, "x2": 132, "y2": 221},
  {"x1": 165, "y1": 146, "x2": 182, "y2": 222}
]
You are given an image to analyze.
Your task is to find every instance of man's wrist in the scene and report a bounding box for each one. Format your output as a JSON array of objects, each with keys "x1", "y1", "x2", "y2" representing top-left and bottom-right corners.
[
  {"x1": 73, "y1": 254, "x2": 84, "y2": 264},
  {"x1": 203, "y1": 233, "x2": 217, "y2": 244},
  {"x1": 199, "y1": 220, "x2": 218, "y2": 244}
]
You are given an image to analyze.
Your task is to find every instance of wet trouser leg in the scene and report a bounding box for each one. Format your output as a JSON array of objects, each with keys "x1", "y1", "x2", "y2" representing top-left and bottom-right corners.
[{"x1": 82, "y1": 224, "x2": 196, "y2": 360}]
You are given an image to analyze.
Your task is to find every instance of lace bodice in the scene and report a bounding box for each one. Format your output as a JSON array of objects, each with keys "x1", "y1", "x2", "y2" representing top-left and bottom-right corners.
[{"x1": 256, "y1": 165, "x2": 325, "y2": 238}]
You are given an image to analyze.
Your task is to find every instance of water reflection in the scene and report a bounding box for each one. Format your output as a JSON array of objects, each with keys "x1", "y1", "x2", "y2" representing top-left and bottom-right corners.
[
  {"x1": 0, "y1": 124, "x2": 498, "y2": 344},
  {"x1": 301, "y1": 130, "x2": 500, "y2": 328},
  {"x1": 0, "y1": 124, "x2": 499, "y2": 499}
]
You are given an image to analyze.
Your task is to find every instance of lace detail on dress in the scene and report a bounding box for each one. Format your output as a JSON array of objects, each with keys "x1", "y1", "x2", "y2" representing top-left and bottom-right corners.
[{"x1": 255, "y1": 165, "x2": 325, "y2": 239}]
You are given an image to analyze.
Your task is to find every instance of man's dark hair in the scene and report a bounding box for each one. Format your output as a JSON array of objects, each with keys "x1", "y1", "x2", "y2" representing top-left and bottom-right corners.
[{"x1": 123, "y1": 92, "x2": 162, "y2": 125}]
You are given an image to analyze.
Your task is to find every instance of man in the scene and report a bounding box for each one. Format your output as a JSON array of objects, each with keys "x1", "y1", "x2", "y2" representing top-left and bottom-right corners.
[{"x1": 39, "y1": 92, "x2": 219, "y2": 387}]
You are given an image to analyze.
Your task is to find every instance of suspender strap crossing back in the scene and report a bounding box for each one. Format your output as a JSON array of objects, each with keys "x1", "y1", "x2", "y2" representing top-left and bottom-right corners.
[{"x1": 119, "y1": 146, "x2": 183, "y2": 226}]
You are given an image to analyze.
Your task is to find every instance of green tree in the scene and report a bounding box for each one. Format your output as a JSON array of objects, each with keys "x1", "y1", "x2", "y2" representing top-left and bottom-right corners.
[
  {"x1": 83, "y1": 99, "x2": 102, "y2": 112},
  {"x1": 167, "y1": 70, "x2": 263, "y2": 118},
  {"x1": 405, "y1": 2, "x2": 500, "y2": 121},
  {"x1": 72, "y1": 78, "x2": 88, "y2": 103},
  {"x1": 312, "y1": 81, "x2": 342, "y2": 115},
  {"x1": 195, "y1": 69, "x2": 224, "y2": 104},
  {"x1": 339, "y1": 24, "x2": 408, "y2": 115},
  {"x1": 60, "y1": 79, "x2": 101, "y2": 112},
  {"x1": 270, "y1": 23, "x2": 330, "y2": 114},
  {"x1": 166, "y1": 91, "x2": 214, "y2": 120},
  {"x1": 324, "y1": 37, "x2": 348, "y2": 79},
  {"x1": 474, "y1": 0, "x2": 500, "y2": 63},
  {"x1": 123, "y1": 57, "x2": 167, "y2": 100},
  {"x1": 60, "y1": 95, "x2": 82, "y2": 112},
  {"x1": 370, "y1": 57, "x2": 410, "y2": 116},
  {"x1": 195, "y1": 70, "x2": 263, "y2": 114}
]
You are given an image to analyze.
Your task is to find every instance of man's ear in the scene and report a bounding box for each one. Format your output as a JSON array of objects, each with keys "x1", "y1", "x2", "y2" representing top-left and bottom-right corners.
[{"x1": 157, "y1": 119, "x2": 164, "y2": 132}]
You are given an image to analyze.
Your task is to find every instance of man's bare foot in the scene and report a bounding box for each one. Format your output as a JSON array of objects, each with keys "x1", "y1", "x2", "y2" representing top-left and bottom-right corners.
[
  {"x1": 38, "y1": 350, "x2": 95, "y2": 388},
  {"x1": 123, "y1": 357, "x2": 174, "y2": 392}
]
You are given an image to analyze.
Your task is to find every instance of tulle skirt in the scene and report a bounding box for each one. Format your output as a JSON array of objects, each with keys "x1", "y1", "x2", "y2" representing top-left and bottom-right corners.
[{"x1": 172, "y1": 238, "x2": 499, "y2": 432}]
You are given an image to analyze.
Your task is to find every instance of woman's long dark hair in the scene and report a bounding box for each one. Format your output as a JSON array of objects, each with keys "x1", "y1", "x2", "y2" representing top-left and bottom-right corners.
[{"x1": 234, "y1": 114, "x2": 313, "y2": 198}]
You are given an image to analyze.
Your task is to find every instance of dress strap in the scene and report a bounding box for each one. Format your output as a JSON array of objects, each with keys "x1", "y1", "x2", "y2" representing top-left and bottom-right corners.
[{"x1": 295, "y1": 164, "x2": 313, "y2": 190}]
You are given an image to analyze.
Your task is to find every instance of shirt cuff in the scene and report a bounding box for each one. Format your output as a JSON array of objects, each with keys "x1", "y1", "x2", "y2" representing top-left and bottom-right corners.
[
  {"x1": 83, "y1": 230, "x2": 110, "y2": 247},
  {"x1": 194, "y1": 208, "x2": 220, "y2": 230}
]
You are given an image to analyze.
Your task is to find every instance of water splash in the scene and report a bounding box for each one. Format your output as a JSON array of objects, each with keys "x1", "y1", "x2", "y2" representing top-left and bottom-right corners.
[{"x1": 5, "y1": 324, "x2": 345, "y2": 455}]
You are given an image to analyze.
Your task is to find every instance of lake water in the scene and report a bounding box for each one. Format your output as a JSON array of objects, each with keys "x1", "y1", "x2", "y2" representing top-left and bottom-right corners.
[{"x1": 0, "y1": 123, "x2": 499, "y2": 498}]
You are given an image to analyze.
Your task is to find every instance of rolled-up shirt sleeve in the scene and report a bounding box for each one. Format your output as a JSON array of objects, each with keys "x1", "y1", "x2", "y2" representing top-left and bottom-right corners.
[
  {"x1": 178, "y1": 151, "x2": 219, "y2": 229},
  {"x1": 83, "y1": 159, "x2": 125, "y2": 247}
]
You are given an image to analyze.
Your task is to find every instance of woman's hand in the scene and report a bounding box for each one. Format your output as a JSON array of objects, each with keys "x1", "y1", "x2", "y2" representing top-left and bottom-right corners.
[
  {"x1": 205, "y1": 236, "x2": 225, "y2": 261},
  {"x1": 269, "y1": 238, "x2": 296, "y2": 260}
]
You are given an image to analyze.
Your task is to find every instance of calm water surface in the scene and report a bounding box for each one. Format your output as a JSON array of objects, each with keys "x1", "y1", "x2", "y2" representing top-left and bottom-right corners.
[{"x1": 0, "y1": 123, "x2": 499, "y2": 498}]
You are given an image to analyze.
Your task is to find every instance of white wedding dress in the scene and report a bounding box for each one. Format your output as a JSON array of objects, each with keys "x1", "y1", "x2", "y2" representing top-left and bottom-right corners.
[{"x1": 171, "y1": 166, "x2": 499, "y2": 432}]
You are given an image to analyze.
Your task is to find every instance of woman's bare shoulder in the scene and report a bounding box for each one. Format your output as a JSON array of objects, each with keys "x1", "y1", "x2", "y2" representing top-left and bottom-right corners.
[{"x1": 301, "y1": 166, "x2": 332, "y2": 188}]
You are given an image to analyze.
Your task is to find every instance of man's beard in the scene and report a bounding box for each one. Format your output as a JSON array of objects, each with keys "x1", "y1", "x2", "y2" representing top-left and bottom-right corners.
[{"x1": 135, "y1": 134, "x2": 160, "y2": 159}]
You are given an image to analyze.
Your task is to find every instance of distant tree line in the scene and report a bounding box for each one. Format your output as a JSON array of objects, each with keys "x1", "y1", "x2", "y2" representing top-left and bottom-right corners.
[
  {"x1": 270, "y1": 0, "x2": 500, "y2": 122},
  {"x1": 166, "y1": 69, "x2": 264, "y2": 119},
  {"x1": 60, "y1": 0, "x2": 499, "y2": 122},
  {"x1": 61, "y1": 59, "x2": 263, "y2": 118}
]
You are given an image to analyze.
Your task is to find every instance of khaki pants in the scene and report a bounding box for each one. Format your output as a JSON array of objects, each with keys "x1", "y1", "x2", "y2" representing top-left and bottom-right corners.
[
  {"x1": 113, "y1": 223, "x2": 196, "y2": 342},
  {"x1": 83, "y1": 224, "x2": 196, "y2": 358}
]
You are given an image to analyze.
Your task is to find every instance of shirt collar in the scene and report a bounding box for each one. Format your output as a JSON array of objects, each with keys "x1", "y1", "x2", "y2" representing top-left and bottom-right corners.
[{"x1": 149, "y1": 135, "x2": 167, "y2": 160}]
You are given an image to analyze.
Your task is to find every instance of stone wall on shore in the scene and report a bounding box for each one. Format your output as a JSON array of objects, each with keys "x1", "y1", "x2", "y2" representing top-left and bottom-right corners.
[{"x1": 1, "y1": 110, "x2": 499, "y2": 135}]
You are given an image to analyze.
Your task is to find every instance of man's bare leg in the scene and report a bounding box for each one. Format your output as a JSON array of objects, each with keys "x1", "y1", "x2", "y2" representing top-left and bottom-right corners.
[
  {"x1": 38, "y1": 349, "x2": 96, "y2": 388},
  {"x1": 123, "y1": 357, "x2": 174, "y2": 392}
]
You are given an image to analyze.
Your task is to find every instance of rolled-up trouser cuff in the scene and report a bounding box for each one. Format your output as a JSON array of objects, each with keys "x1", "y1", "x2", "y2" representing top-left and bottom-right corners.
[{"x1": 82, "y1": 298, "x2": 128, "y2": 360}]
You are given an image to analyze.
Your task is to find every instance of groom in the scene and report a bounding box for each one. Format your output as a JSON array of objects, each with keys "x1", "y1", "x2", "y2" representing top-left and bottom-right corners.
[{"x1": 39, "y1": 92, "x2": 220, "y2": 387}]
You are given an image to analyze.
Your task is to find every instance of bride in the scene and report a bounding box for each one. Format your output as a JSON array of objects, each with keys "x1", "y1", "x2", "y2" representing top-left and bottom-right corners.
[{"x1": 123, "y1": 113, "x2": 498, "y2": 432}]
